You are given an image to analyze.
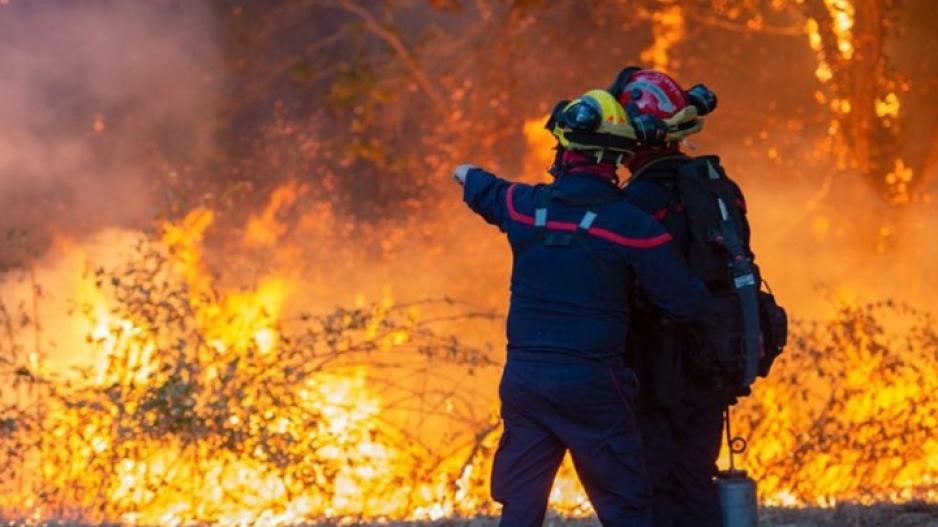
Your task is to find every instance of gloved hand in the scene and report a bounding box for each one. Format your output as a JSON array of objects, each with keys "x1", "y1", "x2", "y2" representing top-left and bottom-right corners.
[{"x1": 452, "y1": 164, "x2": 478, "y2": 186}]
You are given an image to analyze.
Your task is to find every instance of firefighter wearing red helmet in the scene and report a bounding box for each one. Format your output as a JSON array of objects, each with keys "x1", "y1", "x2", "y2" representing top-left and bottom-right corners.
[
  {"x1": 607, "y1": 67, "x2": 715, "y2": 156},
  {"x1": 610, "y1": 67, "x2": 786, "y2": 527}
]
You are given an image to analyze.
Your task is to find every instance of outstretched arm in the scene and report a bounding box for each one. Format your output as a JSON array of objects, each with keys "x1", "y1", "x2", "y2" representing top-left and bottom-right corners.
[{"x1": 454, "y1": 165, "x2": 512, "y2": 230}]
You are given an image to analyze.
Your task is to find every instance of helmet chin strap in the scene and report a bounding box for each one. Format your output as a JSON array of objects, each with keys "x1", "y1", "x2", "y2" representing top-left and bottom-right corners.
[
  {"x1": 596, "y1": 150, "x2": 625, "y2": 168},
  {"x1": 595, "y1": 149, "x2": 633, "y2": 188},
  {"x1": 548, "y1": 145, "x2": 566, "y2": 178},
  {"x1": 593, "y1": 148, "x2": 632, "y2": 168}
]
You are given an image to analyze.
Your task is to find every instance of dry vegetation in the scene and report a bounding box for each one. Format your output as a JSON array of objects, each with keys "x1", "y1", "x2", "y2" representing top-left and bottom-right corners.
[
  {"x1": 0, "y1": 242, "x2": 504, "y2": 523},
  {"x1": 734, "y1": 300, "x2": 938, "y2": 504},
  {"x1": 1, "y1": 238, "x2": 936, "y2": 523}
]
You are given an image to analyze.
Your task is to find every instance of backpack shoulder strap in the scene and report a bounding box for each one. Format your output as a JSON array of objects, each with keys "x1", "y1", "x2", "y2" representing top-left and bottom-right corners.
[
  {"x1": 675, "y1": 155, "x2": 721, "y2": 180},
  {"x1": 676, "y1": 156, "x2": 753, "y2": 254},
  {"x1": 511, "y1": 186, "x2": 553, "y2": 255},
  {"x1": 674, "y1": 156, "x2": 744, "y2": 212}
]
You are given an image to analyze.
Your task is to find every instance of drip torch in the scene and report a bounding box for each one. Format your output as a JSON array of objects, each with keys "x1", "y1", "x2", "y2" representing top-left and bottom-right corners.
[{"x1": 717, "y1": 407, "x2": 758, "y2": 527}]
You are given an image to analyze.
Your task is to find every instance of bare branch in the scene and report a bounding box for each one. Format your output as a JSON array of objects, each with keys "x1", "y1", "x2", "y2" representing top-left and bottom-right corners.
[{"x1": 329, "y1": 0, "x2": 446, "y2": 112}]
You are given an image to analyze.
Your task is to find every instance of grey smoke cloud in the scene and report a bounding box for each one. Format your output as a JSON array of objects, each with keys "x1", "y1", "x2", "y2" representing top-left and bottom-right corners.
[{"x1": 0, "y1": 0, "x2": 221, "y2": 239}]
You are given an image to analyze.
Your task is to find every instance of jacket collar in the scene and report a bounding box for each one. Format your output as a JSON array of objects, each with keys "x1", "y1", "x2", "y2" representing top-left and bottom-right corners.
[
  {"x1": 551, "y1": 172, "x2": 623, "y2": 202},
  {"x1": 628, "y1": 153, "x2": 690, "y2": 180}
]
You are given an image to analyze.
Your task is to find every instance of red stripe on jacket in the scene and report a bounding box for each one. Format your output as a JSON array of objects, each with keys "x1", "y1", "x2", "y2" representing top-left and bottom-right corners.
[{"x1": 505, "y1": 185, "x2": 672, "y2": 249}]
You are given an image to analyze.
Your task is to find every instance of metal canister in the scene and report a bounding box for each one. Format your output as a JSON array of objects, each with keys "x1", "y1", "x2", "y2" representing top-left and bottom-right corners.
[{"x1": 717, "y1": 469, "x2": 758, "y2": 527}]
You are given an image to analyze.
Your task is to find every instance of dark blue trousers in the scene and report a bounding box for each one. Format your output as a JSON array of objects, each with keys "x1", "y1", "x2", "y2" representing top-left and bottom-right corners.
[
  {"x1": 491, "y1": 357, "x2": 652, "y2": 527},
  {"x1": 636, "y1": 401, "x2": 725, "y2": 527}
]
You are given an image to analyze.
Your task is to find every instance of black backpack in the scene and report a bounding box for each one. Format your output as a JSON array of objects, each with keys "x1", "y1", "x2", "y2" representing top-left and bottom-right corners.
[{"x1": 641, "y1": 156, "x2": 788, "y2": 392}]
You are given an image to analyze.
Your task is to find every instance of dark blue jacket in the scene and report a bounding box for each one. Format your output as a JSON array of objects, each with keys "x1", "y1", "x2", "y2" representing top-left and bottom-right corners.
[{"x1": 463, "y1": 168, "x2": 707, "y2": 364}]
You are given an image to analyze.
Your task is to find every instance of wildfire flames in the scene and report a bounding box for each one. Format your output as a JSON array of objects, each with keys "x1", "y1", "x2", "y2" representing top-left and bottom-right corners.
[
  {"x1": 1, "y1": 0, "x2": 936, "y2": 525},
  {"x1": 1, "y1": 204, "x2": 504, "y2": 524}
]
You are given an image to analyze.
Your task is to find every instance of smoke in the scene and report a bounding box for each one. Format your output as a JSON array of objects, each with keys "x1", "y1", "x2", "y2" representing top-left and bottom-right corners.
[
  {"x1": 702, "y1": 138, "x2": 938, "y2": 318},
  {"x1": 0, "y1": 0, "x2": 221, "y2": 250}
]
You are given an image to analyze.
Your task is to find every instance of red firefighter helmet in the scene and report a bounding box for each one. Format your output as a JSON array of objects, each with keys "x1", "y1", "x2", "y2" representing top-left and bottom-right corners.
[
  {"x1": 607, "y1": 66, "x2": 717, "y2": 145},
  {"x1": 618, "y1": 69, "x2": 690, "y2": 119}
]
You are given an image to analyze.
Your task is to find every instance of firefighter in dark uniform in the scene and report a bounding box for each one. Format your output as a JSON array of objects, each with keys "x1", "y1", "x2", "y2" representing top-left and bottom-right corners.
[
  {"x1": 453, "y1": 89, "x2": 708, "y2": 527},
  {"x1": 608, "y1": 67, "x2": 759, "y2": 527}
]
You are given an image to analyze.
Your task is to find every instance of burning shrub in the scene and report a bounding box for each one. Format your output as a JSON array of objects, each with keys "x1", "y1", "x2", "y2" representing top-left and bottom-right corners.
[
  {"x1": 736, "y1": 300, "x2": 938, "y2": 505},
  {"x1": 1, "y1": 211, "x2": 936, "y2": 524},
  {"x1": 0, "y1": 236, "x2": 502, "y2": 525}
]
